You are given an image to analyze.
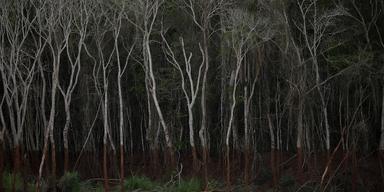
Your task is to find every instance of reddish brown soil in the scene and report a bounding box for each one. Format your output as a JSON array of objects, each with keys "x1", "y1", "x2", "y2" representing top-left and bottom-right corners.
[{"x1": 4, "y1": 149, "x2": 383, "y2": 191}]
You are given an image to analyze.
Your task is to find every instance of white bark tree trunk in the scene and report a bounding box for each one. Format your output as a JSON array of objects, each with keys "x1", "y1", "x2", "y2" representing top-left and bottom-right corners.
[{"x1": 380, "y1": 85, "x2": 384, "y2": 150}]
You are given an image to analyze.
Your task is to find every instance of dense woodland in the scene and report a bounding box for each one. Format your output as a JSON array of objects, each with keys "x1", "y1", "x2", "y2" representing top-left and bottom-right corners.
[{"x1": 1, "y1": 0, "x2": 384, "y2": 191}]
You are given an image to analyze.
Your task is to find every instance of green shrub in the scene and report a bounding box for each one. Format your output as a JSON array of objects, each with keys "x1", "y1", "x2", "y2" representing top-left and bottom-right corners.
[
  {"x1": 255, "y1": 166, "x2": 272, "y2": 185},
  {"x1": 124, "y1": 176, "x2": 158, "y2": 191},
  {"x1": 171, "y1": 178, "x2": 202, "y2": 192},
  {"x1": 94, "y1": 183, "x2": 104, "y2": 192},
  {"x1": 279, "y1": 174, "x2": 295, "y2": 187},
  {"x1": 2, "y1": 171, "x2": 23, "y2": 192},
  {"x1": 207, "y1": 179, "x2": 221, "y2": 191},
  {"x1": 58, "y1": 172, "x2": 81, "y2": 192}
]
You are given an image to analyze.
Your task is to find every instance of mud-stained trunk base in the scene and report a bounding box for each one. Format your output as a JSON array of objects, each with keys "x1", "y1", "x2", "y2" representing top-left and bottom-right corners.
[
  {"x1": 120, "y1": 145, "x2": 124, "y2": 192},
  {"x1": 225, "y1": 146, "x2": 231, "y2": 192},
  {"x1": 36, "y1": 141, "x2": 49, "y2": 192},
  {"x1": 192, "y1": 146, "x2": 199, "y2": 173},
  {"x1": 351, "y1": 150, "x2": 358, "y2": 192},
  {"x1": 64, "y1": 148, "x2": 69, "y2": 173},
  {"x1": 244, "y1": 146, "x2": 251, "y2": 191},
  {"x1": 202, "y1": 146, "x2": 209, "y2": 190},
  {"x1": 51, "y1": 143, "x2": 57, "y2": 192},
  {"x1": 296, "y1": 147, "x2": 304, "y2": 184},
  {"x1": 379, "y1": 150, "x2": 384, "y2": 189},
  {"x1": 166, "y1": 146, "x2": 175, "y2": 170},
  {"x1": 150, "y1": 148, "x2": 159, "y2": 178},
  {"x1": 0, "y1": 140, "x2": 3, "y2": 191},
  {"x1": 12, "y1": 145, "x2": 21, "y2": 192},
  {"x1": 271, "y1": 148, "x2": 280, "y2": 188},
  {"x1": 103, "y1": 143, "x2": 109, "y2": 192}
]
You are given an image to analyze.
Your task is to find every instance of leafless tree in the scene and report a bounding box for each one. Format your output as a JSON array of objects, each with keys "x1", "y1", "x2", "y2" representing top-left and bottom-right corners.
[
  {"x1": 0, "y1": 1, "x2": 47, "y2": 190},
  {"x1": 182, "y1": 0, "x2": 229, "y2": 186},
  {"x1": 222, "y1": 6, "x2": 272, "y2": 189},
  {"x1": 127, "y1": 0, "x2": 175, "y2": 167},
  {"x1": 38, "y1": 2, "x2": 72, "y2": 189},
  {"x1": 58, "y1": 0, "x2": 90, "y2": 173},
  {"x1": 162, "y1": 33, "x2": 205, "y2": 171}
]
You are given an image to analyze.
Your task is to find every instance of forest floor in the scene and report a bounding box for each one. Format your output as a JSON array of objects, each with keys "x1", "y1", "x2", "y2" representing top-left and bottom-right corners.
[{"x1": 1, "y1": 150, "x2": 384, "y2": 191}]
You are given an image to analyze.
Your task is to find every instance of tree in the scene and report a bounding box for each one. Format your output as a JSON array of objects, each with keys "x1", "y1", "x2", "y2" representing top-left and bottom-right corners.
[
  {"x1": 222, "y1": 6, "x2": 272, "y2": 189},
  {"x1": 0, "y1": 1, "x2": 46, "y2": 191},
  {"x1": 58, "y1": 0, "x2": 90, "y2": 173},
  {"x1": 128, "y1": 0, "x2": 175, "y2": 167},
  {"x1": 162, "y1": 33, "x2": 205, "y2": 172}
]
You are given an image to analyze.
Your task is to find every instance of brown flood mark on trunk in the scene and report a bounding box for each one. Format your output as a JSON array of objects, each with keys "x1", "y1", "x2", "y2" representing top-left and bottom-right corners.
[
  {"x1": 0, "y1": 140, "x2": 4, "y2": 191},
  {"x1": 225, "y1": 146, "x2": 231, "y2": 192},
  {"x1": 192, "y1": 146, "x2": 199, "y2": 173},
  {"x1": 103, "y1": 143, "x2": 110, "y2": 192},
  {"x1": 51, "y1": 144, "x2": 57, "y2": 192},
  {"x1": 379, "y1": 150, "x2": 384, "y2": 189},
  {"x1": 150, "y1": 148, "x2": 159, "y2": 177},
  {"x1": 296, "y1": 147, "x2": 304, "y2": 184},
  {"x1": 12, "y1": 145, "x2": 21, "y2": 192},
  {"x1": 120, "y1": 145, "x2": 124, "y2": 192},
  {"x1": 36, "y1": 142, "x2": 49, "y2": 192},
  {"x1": 166, "y1": 146, "x2": 175, "y2": 170},
  {"x1": 244, "y1": 146, "x2": 250, "y2": 191},
  {"x1": 351, "y1": 150, "x2": 358, "y2": 192},
  {"x1": 64, "y1": 147, "x2": 69, "y2": 173},
  {"x1": 202, "y1": 146, "x2": 209, "y2": 190},
  {"x1": 271, "y1": 148, "x2": 279, "y2": 188}
]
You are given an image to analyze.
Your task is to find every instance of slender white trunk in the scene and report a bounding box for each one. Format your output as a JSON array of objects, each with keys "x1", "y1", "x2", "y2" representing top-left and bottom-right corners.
[
  {"x1": 268, "y1": 115, "x2": 276, "y2": 150},
  {"x1": 226, "y1": 57, "x2": 242, "y2": 146},
  {"x1": 244, "y1": 86, "x2": 249, "y2": 146},
  {"x1": 199, "y1": 32, "x2": 209, "y2": 149},
  {"x1": 380, "y1": 85, "x2": 384, "y2": 150},
  {"x1": 297, "y1": 100, "x2": 303, "y2": 149},
  {"x1": 63, "y1": 101, "x2": 70, "y2": 150},
  {"x1": 103, "y1": 69, "x2": 109, "y2": 145},
  {"x1": 188, "y1": 107, "x2": 195, "y2": 148},
  {"x1": 145, "y1": 35, "x2": 173, "y2": 149}
]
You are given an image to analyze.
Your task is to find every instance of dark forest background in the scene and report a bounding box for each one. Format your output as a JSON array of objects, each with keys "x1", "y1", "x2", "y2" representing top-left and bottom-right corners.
[{"x1": 1, "y1": 0, "x2": 384, "y2": 191}]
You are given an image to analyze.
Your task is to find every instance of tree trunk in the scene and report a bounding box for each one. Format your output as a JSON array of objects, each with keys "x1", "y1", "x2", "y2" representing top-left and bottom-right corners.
[
  {"x1": 200, "y1": 29, "x2": 209, "y2": 188},
  {"x1": 244, "y1": 145, "x2": 250, "y2": 190},
  {"x1": 0, "y1": 140, "x2": 3, "y2": 192},
  {"x1": 103, "y1": 143, "x2": 109, "y2": 192},
  {"x1": 63, "y1": 103, "x2": 70, "y2": 173},
  {"x1": 36, "y1": 130, "x2": 50, "y2": 192},
  {"x1": 64, "y1": 147, "x2": 69, "y2": 173},
  {"x1": 202, "y1": 146, "x2": 208, "y2": 190},
  {"x1": 51, "y1": 141, "x2": 56, "y2": 179},
  {"x1": 12, "y1": 144, "x2": 21, "y2": 192},
  {"x1": 225, "y1": 145, "x2": 231, "y2": 192},
  {"x1": 120, "y1": 145, "x2": 124, "y2": 192},
  {"x1": 166, "y1": 146, "x2": 175, "y2": 169},
  {"x1": 271, "y1": 148, "x2": 278, "y2": 188},
  {"x1": 297, "y1": 147, "x2": 304, "y2": 184},
  {"x1": 192, "y1": 146, "x2": 198, "y2": 172},
  {"x1": 380, "y1": 84, "x2": 384, "y2": 151},
  {"x1": 351, "y1": 150, "x2": 358, "y2": 192},
  {"x1": 150, "y1": 147, "x2": 159, "y2": 177},
  {"x1": 380, "y1": 85, "x2": 384, "y2": 189}
]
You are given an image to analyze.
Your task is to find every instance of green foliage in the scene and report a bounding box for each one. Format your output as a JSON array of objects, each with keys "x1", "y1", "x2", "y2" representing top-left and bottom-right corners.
[
  {"x1": 207, "y1": 179, "x2": 222, "y2": 191},
  {"x1": 94, "y1": 183, "x2": 104, "y2": 192},
  {"x1": 26, "y1": 182, "x2": 37, "y2": 192},
  {"x1": 58, "y1": 172, "x2": 81, "y2": 192},
  {"x1": 174, "y1": 140, "x2": 189, "y2": 151},
  {"x1": 279, "y1": 174, "x2": 295, "y2": 187},
  {"x1": 2, "y1": 171, "x2": 22, "y2": 192},
  {"x1": 254, "y1": 165, "x2": 272, "y2": 185},
  {"x1": 124, "y1": 176, "x2": 158, "y2": 191},
  {"x1": 169, "y1": 178, "x2": 202, "y2": 192}
]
